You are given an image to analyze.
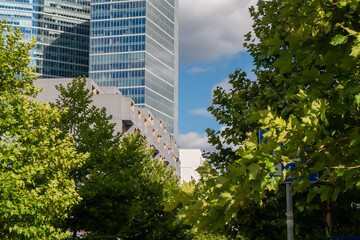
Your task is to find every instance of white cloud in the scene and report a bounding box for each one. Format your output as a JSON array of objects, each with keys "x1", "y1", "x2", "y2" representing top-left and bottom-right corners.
[
  {"x1": 179, "y1": 128, "x2": 239, "y2": 154},
  {"x1": 180, "y1": 0, "x2": 257, "y2": 63},
  {"x1": 189, "y1": 108, "x2": 212, "y2": 117},
  {"x1": 219, "y1": 126, "x2": 241, "y2": 151},
  {"x1": 179, "y1": 132, "x2": 214, "y2": 152},
  {"x1": 219, "y1": 126, "x2": 228, "y2": 132},
  {"x1": 186, "y1": 66, "x2": 211, "y2": 73},
  {"x1": 212, "y1": 78, "x2": 232, "y2": 96}
]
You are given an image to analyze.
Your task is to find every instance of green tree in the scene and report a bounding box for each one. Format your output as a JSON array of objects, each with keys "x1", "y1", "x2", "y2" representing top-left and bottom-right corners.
[
  {"x1": 77, "y1": 134, "x2": 185, "y2": 240},
  {"x1": 54, "y1": 78, "x2": 187, "y2": 239},
  {"x1": 183, "y1": 228, "x2": 230, "y2": 240},
  {"x1": 54, "y1": 76, "x2": 120, "y2": 182},
  {"x1": 0, "y1": 22, "x2": 86, "y2": 239},
  {"x1": 167, "y1": 0, "x2": 360, "y2": 238}
]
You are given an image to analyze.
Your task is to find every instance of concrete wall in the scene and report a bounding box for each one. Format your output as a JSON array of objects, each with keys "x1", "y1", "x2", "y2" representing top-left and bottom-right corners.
[
  {"x1": 34, "y1": 78, "x2": 180, "y2": 177},
  {"x1": 179, "y1": 149, "x2": 204, "y2": 183}
]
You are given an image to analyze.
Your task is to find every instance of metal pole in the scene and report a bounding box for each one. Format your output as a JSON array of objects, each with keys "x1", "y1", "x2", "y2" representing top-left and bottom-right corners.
[{"x1": 286, "y1": 183, "x2": 294, "y2": 240}]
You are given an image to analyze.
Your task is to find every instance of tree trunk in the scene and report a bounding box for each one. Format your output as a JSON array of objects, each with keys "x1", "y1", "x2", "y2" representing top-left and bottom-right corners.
[
  {"x1": 325, "y1": 199, "x2": 332, "y2": 239},
  {"x1": 72, "y1": 229, "x2": 77, "y2": 239}
]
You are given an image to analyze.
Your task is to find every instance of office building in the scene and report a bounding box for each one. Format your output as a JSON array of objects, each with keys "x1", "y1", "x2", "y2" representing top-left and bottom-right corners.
[
  {"x1": 89, "y1": 0, "x2": 179, "y2": 136},
  {"x1": 35, "y1": 78, "x2": 181, "y2": 177},
  {"x1": 1, "y1": 0, "x2": 178, "y2": 136},
  {"x1": 0, "y1": 0, "x2": 90, "y2": 78}
]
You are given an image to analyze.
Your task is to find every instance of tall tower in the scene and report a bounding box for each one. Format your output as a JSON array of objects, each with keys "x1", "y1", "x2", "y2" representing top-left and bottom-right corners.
[
  {"x1": 0, "y1": 0, "x2": 91, "y2": 78},
  {"x1": 89, "y1": 0, "x2": 179, "y2": 136}
]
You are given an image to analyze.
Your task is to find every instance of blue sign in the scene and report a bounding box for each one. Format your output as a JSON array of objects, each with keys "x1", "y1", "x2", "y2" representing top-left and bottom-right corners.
[
  {"x1": 259, "y1": 129, "x2": 318, "y2": 183},
  {"x1": 259, "y1": 129, "x2": 267, "y2": 145},
  {"x1": 281, "y1": 162, "x2": 318, "y2": 183}
]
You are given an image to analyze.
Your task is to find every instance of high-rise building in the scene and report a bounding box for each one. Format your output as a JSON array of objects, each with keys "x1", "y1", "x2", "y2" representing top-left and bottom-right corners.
[
  {"x1": 1, "y1": 0, "x2": 178, "y2": 135},
  {"x1": 89, "y1": 0, "x2": 179, "y2": 136},
  {"x1": 0, "y1": 0, "x2": 90, "y2": 78}
]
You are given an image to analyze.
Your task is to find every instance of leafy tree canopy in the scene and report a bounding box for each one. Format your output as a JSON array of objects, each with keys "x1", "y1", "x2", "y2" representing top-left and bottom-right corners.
[
  {"x1": 167, "y1": 0, "x2": 360, "y2": 237},
  {"x1": 0, "y1": 22, "x2": 86, "y2": 239},
  {"x1": 54, "y1": 77, "x2": 120, "y2": 181},
  {"x1": 54, "y1": 78, "x2": 187, "y2": 239}
]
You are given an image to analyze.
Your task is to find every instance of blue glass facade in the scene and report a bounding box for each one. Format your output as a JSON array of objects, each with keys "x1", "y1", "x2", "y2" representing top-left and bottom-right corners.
[
  {"x1": 89, "y1": 0, "x2": 178, "y2": 136},
  {"x1": 0, "y1": 0, "x2": 178, "y2": 135},
  {"x1": 0, "y1": 0, "x2": 90, "y2": 78}
]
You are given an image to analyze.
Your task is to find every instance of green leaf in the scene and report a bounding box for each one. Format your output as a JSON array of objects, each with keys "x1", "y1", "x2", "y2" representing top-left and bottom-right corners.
[
  {"x1": 163, "y1": 200, "x2": 179, "y2": 212},
  {"x1": 215, "y1": 176, "x2": 229, "y2": 188},
  {"x1": 318, "y1": 186, "x2": 333, "y2": 202},
  {"x1": 330, "y1": 34, "x2": 348, "y2": 45},
  {"x1": 354, "y1": 94, "x2": 360, "y2": 106},
  {"x1": 332, "y1": 186, "x2": 343, "y2": 201},
  {"x1": 182, "y1": 181, "x2": 195, "y2": 195},
  {"x1": 350, "y1": 43, "x2": 360, "y2": 57},
  {"x1": 307, "y1": 187, "x2": 318, "y2": 203},
  {"x1": 273, "y1": 52, "x2": 293, "y2": 74},
  {"x1": 220, "y1": 192, "x2": 232, "y2": 200},
  {"x1": 248, "y1": 163, "x2": 260, "y2": 180}
]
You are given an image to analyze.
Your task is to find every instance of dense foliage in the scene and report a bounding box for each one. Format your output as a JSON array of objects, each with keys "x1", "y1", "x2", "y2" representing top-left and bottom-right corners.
[
  {"x1": 167, "y1": 0, "x2": 360, "y2": 238},
  {"x1": 54, "y1": 78, "x2": 187, "y2": 239},
  {"x1": 73, "y1": 133, "x2": 184, "y2": 240},
  {"x1": 0, "y1": 22, "x2": 86, "y2": 239}
]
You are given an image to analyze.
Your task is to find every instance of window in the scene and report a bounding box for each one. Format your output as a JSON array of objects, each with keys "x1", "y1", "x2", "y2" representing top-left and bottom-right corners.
[{"x1": 149, "y1": 114, "x2": 154, "y2": 125}]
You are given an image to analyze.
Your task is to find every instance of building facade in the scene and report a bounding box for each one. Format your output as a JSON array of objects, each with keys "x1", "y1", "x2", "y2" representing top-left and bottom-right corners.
[
  {"x1": 0, "y1": 0, "x2": 90, "y2": 78},
  {"x1": 1, "y1": 0, "x2": 178, "y2": 136},
  {"x1": 179, "y1": 149, "x2": 204, "y2": 184},
  {"x1": 35, "y1": 78, "x2": 181, "y2": 177},
  {"x1": 89, "y1": 0, "x2": 179, "y2": 136}
]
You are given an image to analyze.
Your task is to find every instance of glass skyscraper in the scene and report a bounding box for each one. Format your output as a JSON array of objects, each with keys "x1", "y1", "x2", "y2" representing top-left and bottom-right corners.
[
  {"x1": 1, "y1": 0, "x2": 178, "y2": 135},
  {"x1": 0, "y1": 0, "x2": 90, "y2": 78},
  {"x1": 89, "y1": 0, "x2": 178, "y2": 136}
]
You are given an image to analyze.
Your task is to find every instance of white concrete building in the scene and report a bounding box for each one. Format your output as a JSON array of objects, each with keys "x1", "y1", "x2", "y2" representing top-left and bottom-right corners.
[
  {"x1": 34, "y1": 78, "x2": 180, "y2": 177},
  {"x1": 179, "y1": 149, "x2": 204, "y2": 183}
]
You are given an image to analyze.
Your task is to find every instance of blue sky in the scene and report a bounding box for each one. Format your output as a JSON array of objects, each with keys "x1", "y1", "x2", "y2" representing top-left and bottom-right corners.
[{"x1": 178, "y1": 0, "x2": 257, "y2": 151}]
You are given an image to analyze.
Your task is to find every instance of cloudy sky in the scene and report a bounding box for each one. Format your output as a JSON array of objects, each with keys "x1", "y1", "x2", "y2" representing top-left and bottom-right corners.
[{"x1": 178, "y1": 0, "x2": 257, "y2": 151}]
